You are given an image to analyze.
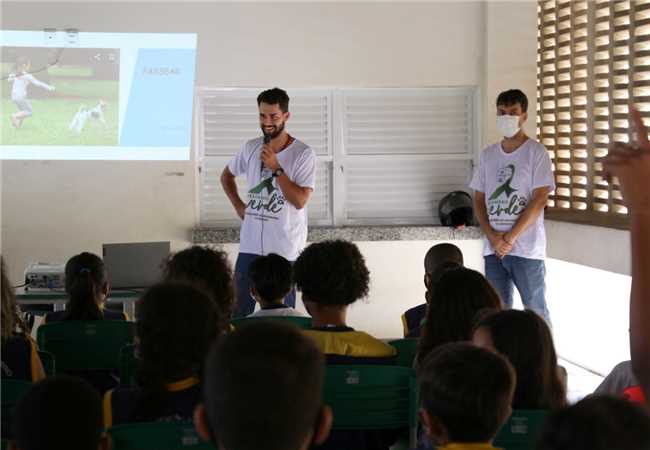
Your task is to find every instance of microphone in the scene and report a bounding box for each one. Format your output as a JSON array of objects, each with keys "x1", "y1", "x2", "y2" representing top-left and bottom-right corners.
[{"x1": 261, "y1": 134, "x2": 271, "y2": 172}]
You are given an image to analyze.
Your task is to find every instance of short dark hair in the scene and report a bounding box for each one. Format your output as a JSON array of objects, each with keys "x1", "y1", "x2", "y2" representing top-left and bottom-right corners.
[
  {"x1": 203, "y1": 322, "x2": 325, "y2": 450},
  {"x1": 418, "y1": 342, "x2": 515, "y2": 443},
  {"x1": 248, "y1": 253, "x2": 292, "y2": 304},
  {"x1": 496, "y1": 89, "x2": 528, "y2": 113},
  {"x1": 164, "y1": 245, "x2": 234, "y2": 331},
  {"x1": 536, "y1": 395, "x2": 650, "y2": 450},
  {"x1": 424, "y1": 243, "x2": 464, "y2": 276},
  {"x1": 14, "y1": 376, "x2": 103, "y2": 450},
  {"x1": 417, "y1": 267, "x2": 502, "y2": 365},
  {"x1": 473, "y1": 309, "x2": 566, "y2": 410},
  {"x1": 257, "y1": 88, "x2": 290, "y2": 113},
  {"x1": 293, "y1": 240, "x2": 370, "y2": 305}
]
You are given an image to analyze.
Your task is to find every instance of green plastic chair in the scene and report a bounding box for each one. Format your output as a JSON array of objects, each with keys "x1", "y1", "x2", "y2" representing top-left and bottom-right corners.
[
  {"x1": 323, "y1": 365, "x2": 419, "y2": 449},
  {"x1": 230, "y1": 315, "x2": 312, "y2": 330},
  {"x1": 37, "y1": 350, "x2": 56, "y2": 376},
  {"x1": 109, "y1": 421, "x2": 216, "y2": 450},
  {"x1": 119, "y1": 344, "x2": 137, "y2": 387},
  {"x1": 493, "y1": 409, "x2": 548, "y2": 450},
  {"x1": 37, "y1": 321, "x2": 135, "y2": 371},
  {"x1": 1, "y1": 379, "x2": 32, "y2": 440},
  {"x1": 388, "y1": 338, "x2": 418, "y2": 367}
]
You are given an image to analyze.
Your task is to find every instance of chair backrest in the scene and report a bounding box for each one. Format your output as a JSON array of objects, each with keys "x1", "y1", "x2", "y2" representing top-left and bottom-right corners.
[
  {"x1": 1, "y1": 379, "x2": 32, "y2": 440},
  {"x1": 323, "y1": 365, "x2": 418, "y2": 448},
  {"x1": 109, "y1": 421, "x2": 216, "y2": 450},
  {"x1": 230, "y1": 315, "x2": 312, "y2": 329},
  {"x1": 37, "y1": 350, "x2": 56, "y2": 376},
  {"x1": 388, "y1": 338, "x2": 418, "y2": 367},
  {"x1": 37, "y1": 321, "x2": 135, "y2": 371},
  {"x1": 493, "y1": 409, "x2": 548, "y2": 450},
  {"x1": 119, "y1": 344, "x2": 137, "y2": 387}
]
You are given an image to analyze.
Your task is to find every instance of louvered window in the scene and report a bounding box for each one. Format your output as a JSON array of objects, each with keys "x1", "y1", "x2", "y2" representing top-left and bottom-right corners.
[
  {"x1": 538, "y1": 0, "x2": 650, "y2": 228},
  {"x1": 196, "y1": 87, "x2": 477, "y2": 227}
]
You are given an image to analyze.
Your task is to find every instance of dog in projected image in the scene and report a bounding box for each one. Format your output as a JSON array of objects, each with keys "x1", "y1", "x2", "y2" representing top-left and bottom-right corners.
[{"x1": 68, "y1": 100, "x2": 107, "y2": 134}]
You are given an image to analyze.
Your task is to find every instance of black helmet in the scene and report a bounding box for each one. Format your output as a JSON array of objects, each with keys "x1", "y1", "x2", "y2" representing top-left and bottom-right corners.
[{"x1": 439, "y1": 191, "x2": 474, "y2": 227}]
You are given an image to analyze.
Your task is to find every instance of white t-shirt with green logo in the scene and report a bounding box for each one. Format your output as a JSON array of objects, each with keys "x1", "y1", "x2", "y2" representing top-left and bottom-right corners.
[
  {"x1": 228, "y1": 136, "x2": 316, "y2": 261},
  {"x1": 469, "y1": 139, "x2": 555, "y2": 260}
]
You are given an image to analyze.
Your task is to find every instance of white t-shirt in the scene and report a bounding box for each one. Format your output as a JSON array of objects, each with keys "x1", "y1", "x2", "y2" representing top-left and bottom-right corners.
[
  {"x1": 228, "y1": 136, "x2": 316, "y2": 261},
  {"x1": 9, "y1": 73, "x2": 50, "y2": 100},
  {"x1": 469, "y1": 138, "x2": 555, "y2": 260},
  {"x1": 247, "y1": 306, "x2": 308, "y2": 318}
]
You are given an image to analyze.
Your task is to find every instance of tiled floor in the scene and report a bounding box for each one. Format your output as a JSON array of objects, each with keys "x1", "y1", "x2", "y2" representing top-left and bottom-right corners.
[{"x1": 559, "y1": 356, "x2": 605, "y2": 404}]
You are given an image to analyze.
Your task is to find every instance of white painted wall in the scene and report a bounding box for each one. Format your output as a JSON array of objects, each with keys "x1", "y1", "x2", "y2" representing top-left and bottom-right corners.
[{"x1": 1, "y1": 1, "x2": 484, "y2": 283}]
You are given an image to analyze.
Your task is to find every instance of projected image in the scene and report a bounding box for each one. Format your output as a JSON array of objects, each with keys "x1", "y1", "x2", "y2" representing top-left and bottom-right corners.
[{"x1": 1, "y1": 47, "x2": 120, "y2": 146}]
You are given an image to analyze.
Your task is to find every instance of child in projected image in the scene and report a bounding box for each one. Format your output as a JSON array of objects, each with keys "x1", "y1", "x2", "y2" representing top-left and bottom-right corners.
[{"x1": 8, "y1": 56, "x2": 55, "y2": 129}]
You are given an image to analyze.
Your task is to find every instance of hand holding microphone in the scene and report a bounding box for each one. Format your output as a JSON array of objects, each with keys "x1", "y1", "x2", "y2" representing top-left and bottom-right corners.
[{"x1": 261, "y1": 134, "x2": 280, "y2": 172}]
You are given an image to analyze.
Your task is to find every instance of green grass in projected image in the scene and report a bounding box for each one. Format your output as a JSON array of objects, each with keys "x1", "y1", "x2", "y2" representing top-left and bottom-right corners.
[{"x1": 1, "y1": 77, "x2": 119, "y2": 146}]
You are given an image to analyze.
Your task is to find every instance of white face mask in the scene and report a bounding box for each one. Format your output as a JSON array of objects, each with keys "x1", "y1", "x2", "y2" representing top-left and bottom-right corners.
[{"x1": 496, "y1": 115, "x2": 520, "y2": 138}]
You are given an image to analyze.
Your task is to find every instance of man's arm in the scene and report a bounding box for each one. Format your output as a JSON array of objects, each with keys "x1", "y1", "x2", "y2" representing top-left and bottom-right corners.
[
  {"x1": 261, "y1": 145, "x2": 314, "y2": 210},
  {"x1": 502, "y1": 186, "x2": 551, "y2": 245},
  {"x1": 220, "y1": 166, "x2": 246, "y2": 220},
  {"x1": 603, "y1": 107, "x2": 650, "y2": 404},
  {"x1": 474, "y1": 191, "x2": 511, "y2": 257},
  {"x1": 275, "y1": 174, "x2": 312, "y2": 210}
]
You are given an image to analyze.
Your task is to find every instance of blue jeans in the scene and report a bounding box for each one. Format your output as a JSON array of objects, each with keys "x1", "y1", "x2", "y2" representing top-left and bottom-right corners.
[
  {"x1": 233, "y1": 253, "x2": 296, "y2": 318},
  {"x1": 484, "y1": 255, "x2": 551, "y2": 325}
]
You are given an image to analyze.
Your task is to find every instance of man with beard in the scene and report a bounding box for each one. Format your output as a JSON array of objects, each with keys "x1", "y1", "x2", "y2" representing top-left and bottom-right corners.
[{"x1": 221, "y1": 88, "x2": 316, "y2": 317}]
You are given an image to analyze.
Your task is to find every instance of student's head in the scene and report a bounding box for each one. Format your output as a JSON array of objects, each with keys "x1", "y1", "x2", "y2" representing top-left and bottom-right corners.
[
  {"x1": 164, "y1": 245, "x2": 234, "y2": 331},
  {"x1": 1, "y1": 256, "x2": 26, "y2": 341},
  {"x1": 417, "y1": 267, "x2": 502, "y2": 365},
  {"x1": 293, "y1": 240, "x2": 369, "y2": 318},
  {"x1": 257, "y1": 88, "x2": 290, "y2": 139},
  {"x1": 536, "y1": 395, "x2": 650, "y2": 450},
  {"x1": 423, "y1": 243, "x2": 464, "y2": 290},
  {"x1": 64, "y1": 252, "x2": 109, "y2": 321},
  {"x1": 418, "y1": 342, "x2": 515, "y2": 445},
  {"x1": 12, "y1": 376, "x2": 108, "y2": 450},
  {"x1": 248, "y1": 253, "x2": 292, "y2": 306},
  {"x1": 496, "y1": 89, "x2": 528, "y2": 138},
  {"x1": 195, "y1": 322, "x2": 332, "y2": 450},
  {"x1": 135, "y1": 282, "x2": 219, "y2": 397},
  {"x1": 472, "y1": 309, "x2": 566, "y2": 410}
]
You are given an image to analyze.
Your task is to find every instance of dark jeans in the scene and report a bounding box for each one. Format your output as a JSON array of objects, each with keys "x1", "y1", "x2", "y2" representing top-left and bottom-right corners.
[{"x1": 233, "y1": 253, "x2": 296, "y2": 318}]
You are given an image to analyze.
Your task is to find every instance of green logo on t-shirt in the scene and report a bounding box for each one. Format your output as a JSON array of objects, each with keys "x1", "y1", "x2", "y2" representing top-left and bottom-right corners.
[
  {"x1": 489, "y1": 164, "x2": 517, "y2": 200},
  {"x1": 249, "y1": 177, "x2": 277, "y2": 195},
  {"x1": 247, "y1": 176, "x2": 285, "y2": 217}
]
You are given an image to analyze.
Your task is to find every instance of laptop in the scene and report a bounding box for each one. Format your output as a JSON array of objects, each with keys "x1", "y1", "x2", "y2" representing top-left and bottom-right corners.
[{"x1": 102, "y1": 241, "x2": 170, "y2": 289}]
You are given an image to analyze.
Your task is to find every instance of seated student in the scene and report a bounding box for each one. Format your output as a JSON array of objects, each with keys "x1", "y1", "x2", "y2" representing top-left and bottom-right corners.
[
  {"x1": 293, "y1": 240, "x2": 396, "y2": 364},
  {"x1": 11, "y1": 376, "x2": 110, "y2": 450},
  {"x1": 1, "y1": 257, "x2": 45, "y2": 383},
  {"x1": 472, "y1": 309, "x2": 566, "y2": 410},
  {"x1": 44, "y1": 252, "x2": 127, "y2": 323},
  {"x1": 416, "y1": 267, "x2": 502, "y2": 368},
  {"x1": 595, "y1": 360, "x2": 646, "y2": 405},
  {"x1": 417, "y1": 342, "x2": 516, "y2": 450},
  {"x1": 535, "y1": 395, "x2": 650, "y2": 450},
  {"x1": 402, "y1": 243, "x2": 464, "y2": 338},
  {"x1": 163, "y1": 245, "x2": 234, "y2": 331},
  {"x1": 246, "y1": 253, "x2": 307, "y2": 318},
  {"x1": 103, "y1": 282, "x2": 220, "y2": 428},
  {"x1": 194, "y1": 322, "x2": 332, "y2": 450}
]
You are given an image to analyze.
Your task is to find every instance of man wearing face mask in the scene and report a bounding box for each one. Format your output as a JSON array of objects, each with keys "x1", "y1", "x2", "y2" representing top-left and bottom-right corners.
[
  {"x1": 469, "y1": 89, "x2": 555, "y2": 325},
  {"x1": 221, "y1": 88, "x2": 316, "y2": 317}
]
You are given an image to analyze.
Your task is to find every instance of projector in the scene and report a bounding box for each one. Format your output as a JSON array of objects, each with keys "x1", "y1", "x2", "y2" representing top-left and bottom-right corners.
[{"x1": 24, "y1": 262, "x2": 65, "y2": 289}]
